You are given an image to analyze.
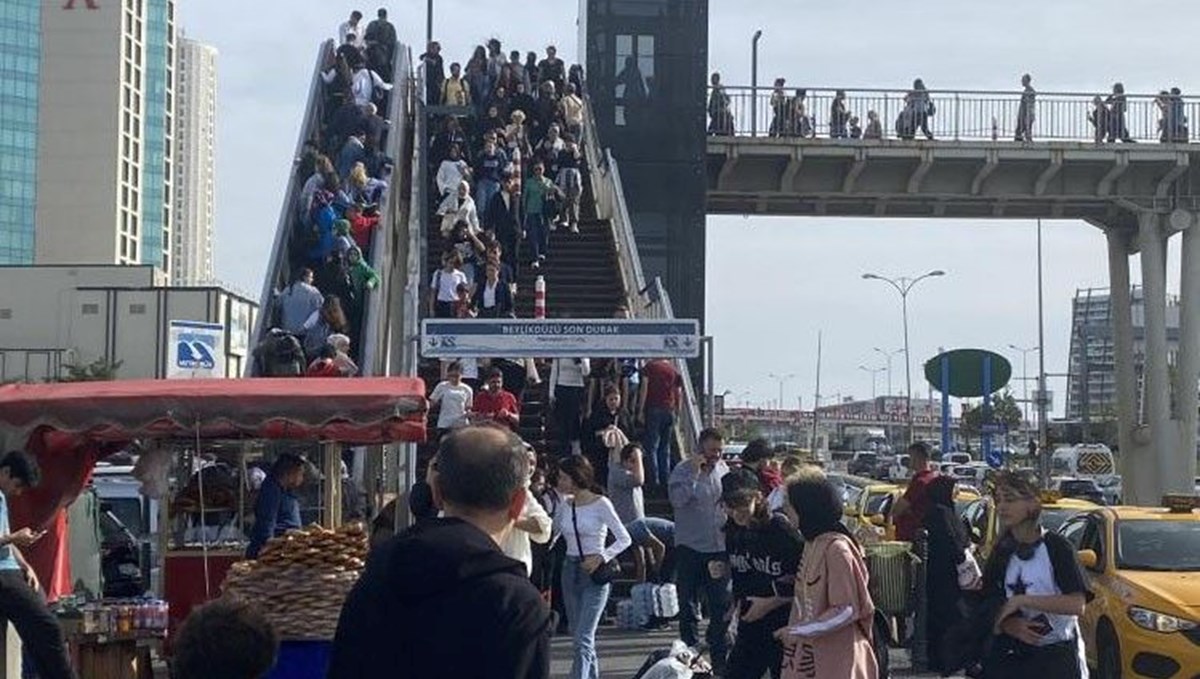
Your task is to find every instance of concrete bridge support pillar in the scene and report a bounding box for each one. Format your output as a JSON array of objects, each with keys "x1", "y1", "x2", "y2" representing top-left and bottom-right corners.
[
  {"x1": 1139, "y1": 211, "x2": 1175, "y2": 504},
  {"x1": 1172, "y1": 216, "x2": 1200, "y2": 494},
  {"x1": 1107, "y1": 229, "x2": 1146, "y2": 501}
]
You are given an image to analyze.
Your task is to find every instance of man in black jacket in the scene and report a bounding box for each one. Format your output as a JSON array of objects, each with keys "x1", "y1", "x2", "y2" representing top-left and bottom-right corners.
[
  {"x1": 485, "y1": 177, "x2": 522, "y2": 276},
  {"x1": 327, "y1": 427, "x2": 550, "y2": 679}
]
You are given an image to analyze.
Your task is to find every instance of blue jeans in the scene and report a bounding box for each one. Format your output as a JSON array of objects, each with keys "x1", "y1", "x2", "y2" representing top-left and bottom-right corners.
[
  {"x1": 627, "y1": 517, "x2": 674, "y2": 546},
  {"x1": 561, "y1": 556, "x2": 610, "y2": 679},
  {"x1": 476, "y1": 179, "x2": 500, "y2": 217},
  {"x1": 675, "y1": 546, "x2": 731, "y2": 669},
  {"x1": 525, "y1": 213, "x2": 549, "y2": 262},
  {"x1": 642, "y1": 407, "x2": 675, "y2": 487}
]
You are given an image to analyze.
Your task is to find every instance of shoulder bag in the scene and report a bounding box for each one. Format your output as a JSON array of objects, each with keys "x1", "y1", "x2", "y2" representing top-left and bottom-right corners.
[{"x1": 571, "y1": 501, "x2": 621, "y2": 585}]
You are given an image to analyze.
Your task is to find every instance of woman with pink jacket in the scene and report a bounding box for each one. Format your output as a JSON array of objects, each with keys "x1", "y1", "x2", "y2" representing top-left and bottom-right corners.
[{"x1": 776, "y1": 472, "x2": 879, "y2": 679}]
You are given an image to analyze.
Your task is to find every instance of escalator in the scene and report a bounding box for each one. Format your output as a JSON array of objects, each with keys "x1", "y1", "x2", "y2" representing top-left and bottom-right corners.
[{"x1": 249, "y1": 39, "x2": 413, "y2": 380}]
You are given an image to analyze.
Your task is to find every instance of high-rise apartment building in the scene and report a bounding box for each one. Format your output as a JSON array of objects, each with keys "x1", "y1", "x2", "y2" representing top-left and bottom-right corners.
[
  {"x1": 1065, "y1": 286, "x2": 1180, "y2": 421},
  {"x1": 173, "y1": 36, "x2": 216, "y2": 285},
  {"x1": 0, "y1": 0, "x2": 175, "y2": 271}
]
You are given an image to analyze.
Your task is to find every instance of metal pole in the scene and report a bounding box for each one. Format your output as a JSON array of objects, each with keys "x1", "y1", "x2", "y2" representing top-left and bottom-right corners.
[
  {"x1": 811, "y1": 331, "x2": 822, "y2": 454},
  {"x1": 425, "y1": 0, "x2": 433, "y2": 51},
  {"x1": 703, "y1": 337, "x2": 715, "y2": 428},
  {"x1": 751, "y1": 30, "x2": 762, "y2": 137},
  {"x1": 1037, "y1": 219, "x2": 1050, "y2": 488},
  {"x1": 902, "y1": 290, "x2": 914, "y2": 443}
]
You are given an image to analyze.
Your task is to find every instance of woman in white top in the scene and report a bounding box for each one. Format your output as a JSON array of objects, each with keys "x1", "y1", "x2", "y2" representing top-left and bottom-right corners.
[
  {"x1": 550, "y1": 357, "x2": 591, "y2": 455},
  {"x1": 553, "y1": 455, "x2": 631, "y2": 679},
  {"x1": 428, "y1": 361, "x2": 473, "y2": 438},
  {"x1": 438, "y1": 180, "x2": 480, "y2": 237}
]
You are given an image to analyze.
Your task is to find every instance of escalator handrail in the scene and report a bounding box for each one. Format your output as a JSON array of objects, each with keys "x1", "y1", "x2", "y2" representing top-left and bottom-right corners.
[{"x1": 358, "y1": 43, "x2": 413, "y2": 376}]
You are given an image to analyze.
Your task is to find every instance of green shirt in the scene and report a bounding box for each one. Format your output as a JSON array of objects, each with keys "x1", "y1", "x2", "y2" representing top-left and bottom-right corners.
[{"x1": 523, "y1": 175, "x2": 555, "y2": 217}]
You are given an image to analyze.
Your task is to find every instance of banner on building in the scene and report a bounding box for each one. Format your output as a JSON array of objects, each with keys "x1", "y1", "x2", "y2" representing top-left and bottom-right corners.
[
  {"x1": 420, "y1": 319, "x2": 701, "y2": 359},
  {"x1": 167, "y1": 320, "x2": 225, "y2": 379}
]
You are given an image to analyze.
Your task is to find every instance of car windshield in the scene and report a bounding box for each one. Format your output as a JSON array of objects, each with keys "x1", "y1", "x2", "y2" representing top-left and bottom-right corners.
[
  {"x1": 1041, "y1": 508, "x2": 1080, "y2": 532},
  {"x1": 1117, "y1": 519, "x2": 1200, "y2": 571},
  {"x1": 865, "y1": 492, "x2": 893, "y2": 516},
  {"x1": 101, "y1": 498, "x2": 145, "y2": 538}
]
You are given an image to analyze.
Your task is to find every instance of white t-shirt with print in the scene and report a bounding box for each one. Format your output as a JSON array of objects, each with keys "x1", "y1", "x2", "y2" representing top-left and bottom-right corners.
[{"x1": 430, "y1": 381, "x2": 473, "y2": 429}]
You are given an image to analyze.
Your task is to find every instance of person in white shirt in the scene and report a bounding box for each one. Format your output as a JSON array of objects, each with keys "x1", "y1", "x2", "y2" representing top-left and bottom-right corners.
[
  {"x1": 338, "y1": 11, "x2": 365, "y2": 51},
  {"x1": 428, "y1": 250, "x2": 468, "y2": 319},
  {"x1": 550, "y1": 357, "x2": 591, "y2": 455},
  {"x1": 429, "y1": 362, "x2": 473, "y2": 438},
  {"x1": 351, "y1": 66, "x2": 392, "y2": 108},
  {"x1": 438, "y1": 180, "x2": 480, "y2": 237},
  {"x1": 499, "y1": 444, "x2": 552, "y2": 577},
  {"x1": 552, "y1": 455, "x2": 631, "y2": 679},
  {"x1": 435, "y1": 144, "x2": 470, "y2": 199}
]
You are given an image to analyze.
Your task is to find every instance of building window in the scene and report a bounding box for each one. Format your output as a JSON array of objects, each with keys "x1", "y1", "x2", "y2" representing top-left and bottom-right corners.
[
  {"x1": 129, "y1": 303, "x2": 147, "y2": 315},
  {"x1": 614, "y1": 34, "x2": 654, "y2": 127},
  {"x1": 81, "y1": 304, "x2": 100, "y2": 315},
  {"x1": 0, "y1": 309, "x2": 10, "y2": 320}
]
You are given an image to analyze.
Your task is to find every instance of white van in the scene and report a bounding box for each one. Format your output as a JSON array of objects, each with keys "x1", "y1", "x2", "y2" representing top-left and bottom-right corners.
[{"x1": 1050, "y1": 444, "x2": 1116, "y2": 482}]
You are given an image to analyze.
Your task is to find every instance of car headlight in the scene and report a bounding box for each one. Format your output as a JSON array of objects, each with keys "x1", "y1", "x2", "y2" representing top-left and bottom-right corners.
[{"x1": 1127, "y1": 606, "x2": 1199, "y2": 633}]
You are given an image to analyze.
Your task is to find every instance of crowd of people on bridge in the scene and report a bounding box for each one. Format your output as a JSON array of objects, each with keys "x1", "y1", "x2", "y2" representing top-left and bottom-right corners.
[{"x1": 708, "y1": 72, "x2": 1191, "y2": 144}]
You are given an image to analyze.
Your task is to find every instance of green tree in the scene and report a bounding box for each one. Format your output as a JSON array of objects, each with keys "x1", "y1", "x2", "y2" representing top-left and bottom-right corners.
[
  {"x1": 59, "y1": 358, "x2": 123, "y2": 382},
  {"x1": 961, "y1": 391, "x2": 1023, "y2": 441}
]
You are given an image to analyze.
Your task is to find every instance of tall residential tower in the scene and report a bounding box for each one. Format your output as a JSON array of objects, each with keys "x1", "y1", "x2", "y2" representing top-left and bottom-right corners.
[
  {"x1": 173, "y1": 36, "x2": 217, "y2": 285},
  {"x1": 0, "y1": 0, "x2": 176, "y2": 271}
]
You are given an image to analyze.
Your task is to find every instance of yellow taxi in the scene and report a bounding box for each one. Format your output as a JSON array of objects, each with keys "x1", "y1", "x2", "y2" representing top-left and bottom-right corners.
[
  {"x1": 959, "y1": 491, "x2": 1097, "y2": 560},
  {"x1": 1058, "y1": 497, "x2": 1200, "y2": 679},
  {"x1": 842, "y1": 480, "x2": 980, "y2": 544}
]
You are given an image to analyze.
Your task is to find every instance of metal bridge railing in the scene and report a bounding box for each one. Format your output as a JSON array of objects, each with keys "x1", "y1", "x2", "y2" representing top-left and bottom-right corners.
[
  {"x1": 581, "y1": 95, "x2": 704, "y2": 447},
  {"x1": 709, "y1": 85, "x2": 1196, "y2": 145}
]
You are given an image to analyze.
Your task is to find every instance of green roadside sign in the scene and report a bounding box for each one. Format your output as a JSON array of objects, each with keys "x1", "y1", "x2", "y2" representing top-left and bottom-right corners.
[{"x1": 923, "y1": 348, "x2": 1012, "y2": 397}]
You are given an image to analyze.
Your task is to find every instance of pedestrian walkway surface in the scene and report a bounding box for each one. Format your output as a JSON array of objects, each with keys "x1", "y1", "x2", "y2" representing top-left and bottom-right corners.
[{"x1": 549, "y1": 623, "x2": 961, "y2": 678}]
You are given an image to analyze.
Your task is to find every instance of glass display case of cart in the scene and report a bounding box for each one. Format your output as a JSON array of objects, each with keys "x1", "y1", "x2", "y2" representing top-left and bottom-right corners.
[{"x1": 167, "y1": 444, "x2": 258, "y2": 552}]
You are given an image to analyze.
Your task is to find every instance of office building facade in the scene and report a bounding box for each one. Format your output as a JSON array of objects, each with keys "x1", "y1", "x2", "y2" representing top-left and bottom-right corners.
[
  {"x1": 1065, "y1": 286, "x2": 1180, "y2": 421},
  {"x1": 3, "y1": 0, "x2": 176, "y2": 271},
  {"x1": 173, "y1": 36, "x2": 216, "y2": 285}
]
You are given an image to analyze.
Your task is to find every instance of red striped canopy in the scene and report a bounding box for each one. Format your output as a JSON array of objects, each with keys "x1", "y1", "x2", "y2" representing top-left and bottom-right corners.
[{"x1": 0, "y1": 377, "x2": 428, "y2": 445}]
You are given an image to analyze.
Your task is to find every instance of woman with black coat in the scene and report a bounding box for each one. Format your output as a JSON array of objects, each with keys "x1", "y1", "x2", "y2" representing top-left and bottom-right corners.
[{"x1": 924, "y1": 475, "x2": 972, "y2": 674}]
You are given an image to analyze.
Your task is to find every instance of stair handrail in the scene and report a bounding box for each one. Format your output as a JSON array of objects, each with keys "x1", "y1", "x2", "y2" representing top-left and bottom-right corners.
[
  {"x1": 248, "y1": 39, "x2": 334, "y2": 374},
  {"x1": 579, "y1": 98, "x2": 704, "y2": 447}
]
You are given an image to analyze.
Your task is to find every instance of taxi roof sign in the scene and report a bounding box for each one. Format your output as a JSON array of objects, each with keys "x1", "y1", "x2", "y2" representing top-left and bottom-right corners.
[
  {"x1": 1162, "y1": 494, "x2": 1200, "y2": 513},
  {"x1": 1039, "y1": 490, "x2": 1063, "y2": 504}
]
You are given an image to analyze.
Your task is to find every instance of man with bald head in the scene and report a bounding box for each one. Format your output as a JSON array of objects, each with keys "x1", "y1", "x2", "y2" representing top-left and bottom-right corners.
[{"x1": 328, "y1": 426, "x2": 550, "y2": 678}]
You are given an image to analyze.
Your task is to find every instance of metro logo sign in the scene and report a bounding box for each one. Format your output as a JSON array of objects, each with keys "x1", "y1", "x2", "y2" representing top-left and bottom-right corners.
[{"x1": 63, "y1": 0, "x2": 100, "y2": 9}]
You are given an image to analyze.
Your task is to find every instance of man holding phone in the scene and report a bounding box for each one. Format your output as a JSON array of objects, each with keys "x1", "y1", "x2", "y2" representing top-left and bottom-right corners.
[{"x1": 0, "y1": 450, "x2": 76, "y2": 679}]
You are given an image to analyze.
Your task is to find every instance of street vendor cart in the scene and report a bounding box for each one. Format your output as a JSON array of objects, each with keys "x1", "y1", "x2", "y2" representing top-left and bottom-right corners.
[{"x1": 0, "y1": 377, "x2": 426, "y2": 679}]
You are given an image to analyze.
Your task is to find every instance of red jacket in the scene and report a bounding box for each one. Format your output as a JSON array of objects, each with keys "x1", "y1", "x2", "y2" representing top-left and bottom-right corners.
[
  {"x1": 349, "y1": 212, "x2": 380, "y2": 249},
  {"x1": 473, "y1": 389, "x2": 521, "y2": 430}
]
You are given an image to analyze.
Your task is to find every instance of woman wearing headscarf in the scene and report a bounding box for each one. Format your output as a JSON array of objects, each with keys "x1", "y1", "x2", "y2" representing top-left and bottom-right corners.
[
  {"x1": 776, "y1": 472, "x2": 878, "y2": 679},
  {"x1": 924, "y1": 475, "x2": 973, "y2": 674}
]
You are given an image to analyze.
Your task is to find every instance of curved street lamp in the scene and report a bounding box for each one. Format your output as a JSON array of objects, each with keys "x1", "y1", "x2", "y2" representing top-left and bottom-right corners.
[{"x1": 862, "y1": 270, "x2": 946, "y2": 443}]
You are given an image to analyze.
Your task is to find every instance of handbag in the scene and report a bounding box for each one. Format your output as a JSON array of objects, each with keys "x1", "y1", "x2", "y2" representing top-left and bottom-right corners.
[
  {"x1": 957, "y1": 549, "x2": 982, "y2": 589},
  {"x1": 571, "y1": 501, "x2": 621, "y2": 585}
]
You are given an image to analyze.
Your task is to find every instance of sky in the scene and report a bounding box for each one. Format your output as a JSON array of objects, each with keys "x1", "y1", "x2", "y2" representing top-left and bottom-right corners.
[{"x1": 176, "y1": 0, "x2": 1200, "y2": 417}]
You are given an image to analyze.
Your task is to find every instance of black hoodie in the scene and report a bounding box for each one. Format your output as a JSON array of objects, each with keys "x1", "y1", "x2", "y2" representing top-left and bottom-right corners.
[{"x1": 327, "y1": 517, "x2": 550, "y2": 679}]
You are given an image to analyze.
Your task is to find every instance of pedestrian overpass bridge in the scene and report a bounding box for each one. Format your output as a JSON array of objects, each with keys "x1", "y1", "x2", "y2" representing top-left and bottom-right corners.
[{"x1": 704, "y1": 85, "x2": 1200, "y2": 504}]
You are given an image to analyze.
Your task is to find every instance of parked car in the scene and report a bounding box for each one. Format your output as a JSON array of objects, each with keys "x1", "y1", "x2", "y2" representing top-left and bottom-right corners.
[
  {"x1": 1054, "y1": 477, "x2": 1107, "y2": 505},
  {"x1": 1096, "y1": 475, "x2": 1123, "y2": 505},
  {"x1": 721, "y1": 443, "x2": 747, "y2": 467},
  {"x1": 847, "y1": 451, "x2": 878, "y2": 477}
]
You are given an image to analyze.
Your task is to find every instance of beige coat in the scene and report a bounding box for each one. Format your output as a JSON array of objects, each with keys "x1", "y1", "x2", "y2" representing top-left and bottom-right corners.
[{"x1": 780, "y1": 533, "x2": 879, "y2": 679}]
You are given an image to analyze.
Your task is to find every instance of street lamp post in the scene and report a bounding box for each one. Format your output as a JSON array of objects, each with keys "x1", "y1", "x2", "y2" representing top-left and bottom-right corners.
[
  {"x1": 1009, "y1": 344, "x2": 1038, "y2": 441},
  {"x1": 751, "y1": 30, "x2": 763, "y2": 137},
  {"x1": 426, "y1": 0, "x2": 433, "y2": 51},
  {"x1": 863, "y1": 271, "x2": 946, "y2": 444},
  {"x1": 768, "y1": 372, "x2": 795, "y2": 413},
  {"x1": 873, "y1": 347, "x2": 905, "y2": 397},
  {"x1": 858, "y1": 365, "x2": 886, "y2": 401}
]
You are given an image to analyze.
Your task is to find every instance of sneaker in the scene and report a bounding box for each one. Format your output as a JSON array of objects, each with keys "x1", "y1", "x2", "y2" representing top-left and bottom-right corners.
[
  {"x1": 549, "y1": 222, "x2": 558, "y2": 232},
  {"x1": 538, "y1": 254, "x2": 546, "y2": 262},
  {"x1": 569, "y1": 225, "x2": 580, "y2": 234},
  {"x1": 531, "y1": 260, "x2": 541, "y2": 270}
]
